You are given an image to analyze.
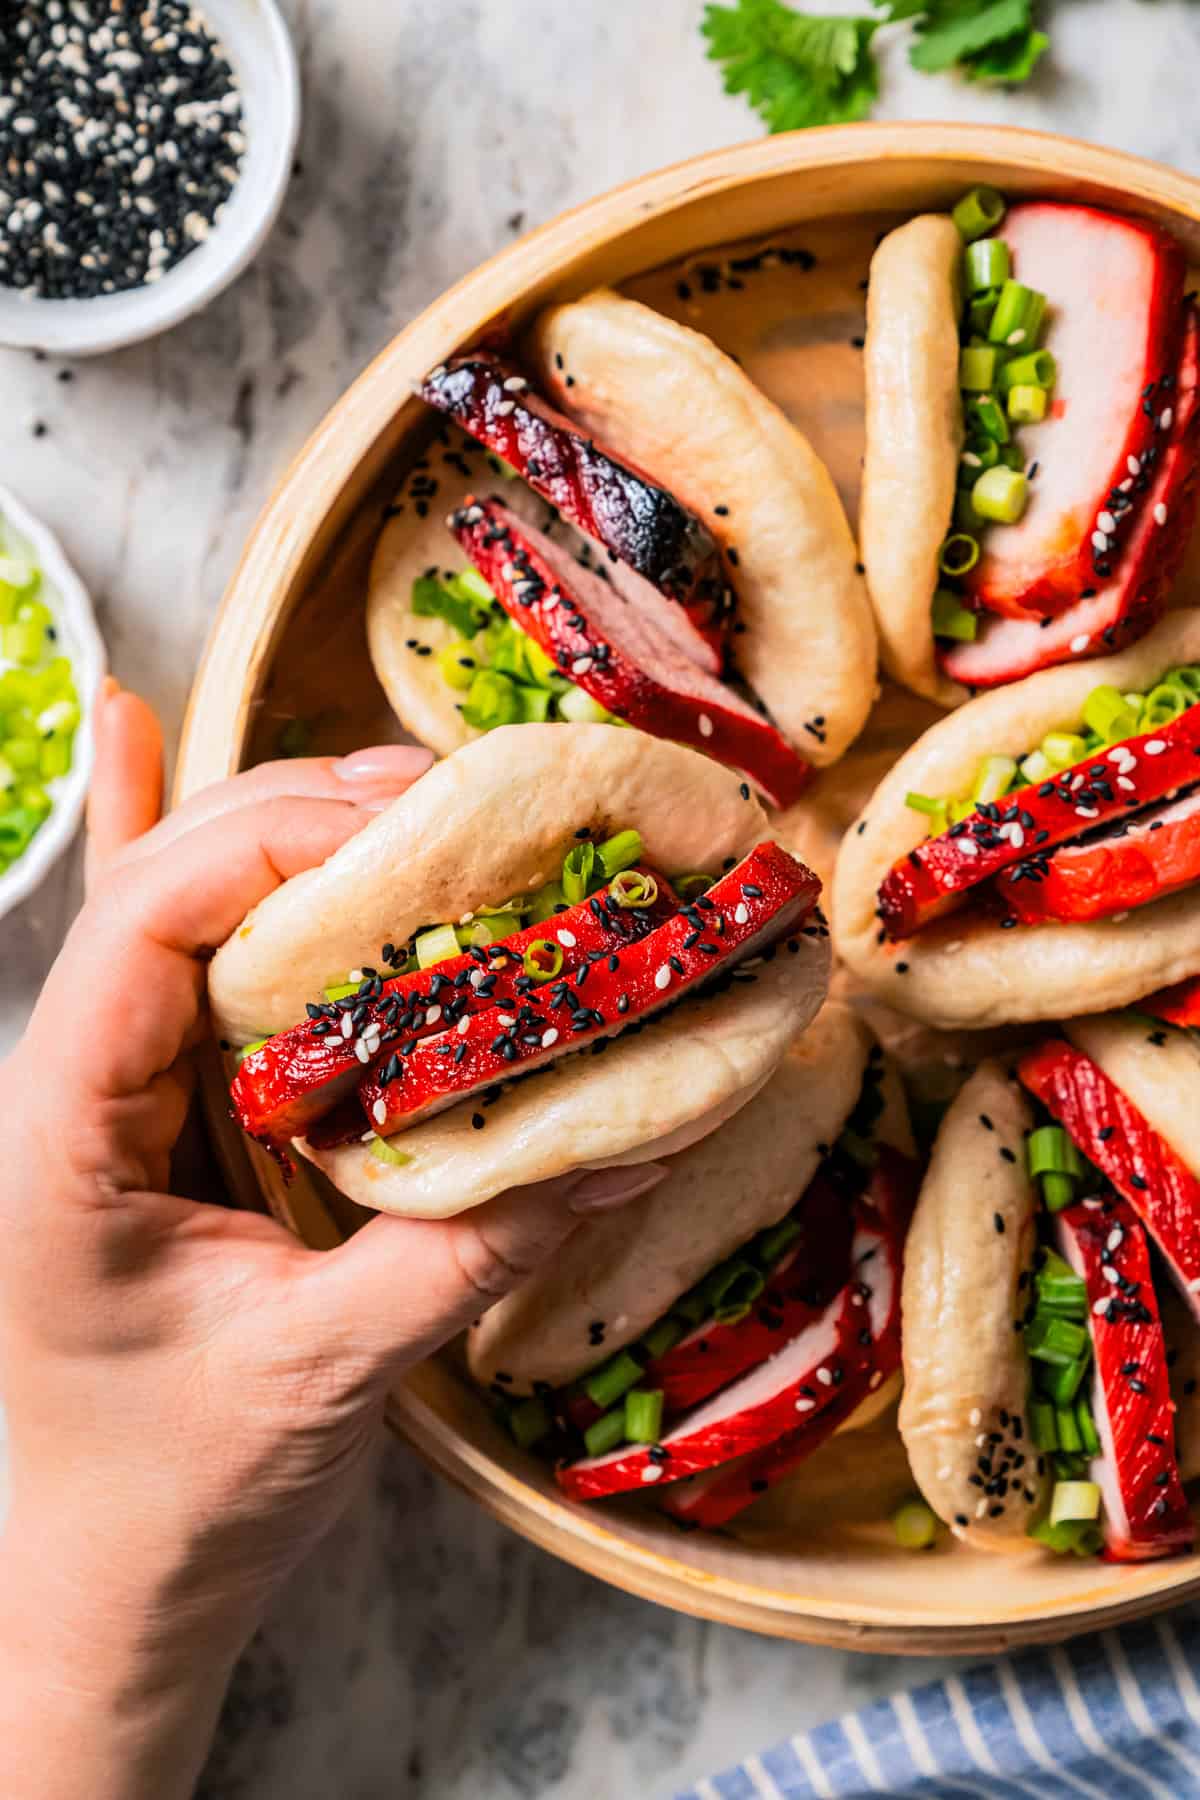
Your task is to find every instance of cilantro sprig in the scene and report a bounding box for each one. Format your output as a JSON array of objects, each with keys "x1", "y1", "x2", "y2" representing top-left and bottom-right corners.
[{"x1": 703, "y1": 0, "x2": 1048, "y2": 130}]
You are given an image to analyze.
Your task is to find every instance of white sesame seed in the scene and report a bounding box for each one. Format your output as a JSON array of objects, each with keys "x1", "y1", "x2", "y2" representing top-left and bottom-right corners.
[
  {"x1": 1070, "y1": 635, "x2": 1090, "y2": 653},
  {"x1": 458, "y1": 1016, "x2": 470, "y2": 1035},
  {"x1": 869, "y1": 1369, "x2": 882, "y2": 1389},
  {"x1": 1127, "y1": 454, "x2": 1142, "y2": 475},
  {"x1": 1007, "y1": 327, "x2": 1026, "y2": 346},
  {"x1": 1106, "y1": 1227, "x2": 1124, "y2": 1252},
  {"x1": 976, "y1": 1498, "x2": 989, "y2": 1518},
  {"x1": 1093, "y1": 1295, "x2": 1112, "y2": 1315},
  {"x1": 1145, "y1": 740, "x2": 1167, "y2": 756},
  {"x1": 494, "y1": 398, "x2": 516, "y2": 416},
  {"x1": 938, "y1": 1465, "x2": 953, "y2": 1481},
  {"x1": 373, "y1": 1099, "x2": 387, "y2": 1125},
  {"x1": 1075, "y1": 805, "x2": 1099, "y2": 819},
  {"x1": 654, "y1": 965, "x2": 672, "y2": 990},
  {"x1": 1160, "y1": 407, "x2": 1174, "y2": 431},
  {"x1": 502, "y1": 375, "x2": 528, "y2": 392},
  {"x1": 1118, "y1": 776, "x2": 1136, "y2": 792},
  {"x1": 541, "y1": 1027, "x2": 559, "y2": 1048},
  {"x1": 795, "y1": 1397, "x2": 816, "y2": 1412},
  {"x1": 1102, "y1": 1266, "x2": 1120, "y2": 1285},
  {"x1": 1009, "y1": 824, "x2": 1025, "y2": 849},
  {"x1": 556, "y1": 929, "x2": 577, "y2": 948},
  {"x1": 425, "y1": 1005, "x2": 442, "y2": 1026},
  {"x1": 571, "y1": 656, "x2": 593, "y2": 676},
  {"x1": 816, "y1": 1367, "x2": 833, "y2": 1386},
  {"x1": 1091, "y1": 530, "x2": 1109, "y2": 553},
  {"x1": 640, "y1": 1465, "x2": 663, "y2": 1483},
  {"x1": 1154, "y1": 502, "x2": 1169, "y2": 525},
  {"x1": 969, "y1": 1408, "x2": 982, "y2": 1427},
  {"x1": 733, "y1": 902, "x2": 749, "y2": 925},
  {"x1": 1097, "y1": 511, "x2": 1117, "y2": 534},
  {"x1": 340, "y1": 1014, "x2": 354, "y2": 1039},
  {"x1": 698, "y1": 713, "x2": 714, "y2": 738},
  {"x1": 355, "y1": 1039, "x2": 371, "y2": 1064},
  {"x1": 349, "y1": 970, "x2": 364, "y2": 982},
  {"x1": 959, "y1": 838, "x2": 979, "y2": 858}
]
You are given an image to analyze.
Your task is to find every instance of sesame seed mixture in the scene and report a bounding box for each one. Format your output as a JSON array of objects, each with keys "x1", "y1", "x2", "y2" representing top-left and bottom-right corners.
[{"x1": 0, "y1": 0, "x2": 245, "y2": 300}]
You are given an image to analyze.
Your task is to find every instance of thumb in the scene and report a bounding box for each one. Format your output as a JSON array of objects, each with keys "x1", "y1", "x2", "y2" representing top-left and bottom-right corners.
[{"x1": 304, "y1": 1163, "x2": 669, "y2": 1372}]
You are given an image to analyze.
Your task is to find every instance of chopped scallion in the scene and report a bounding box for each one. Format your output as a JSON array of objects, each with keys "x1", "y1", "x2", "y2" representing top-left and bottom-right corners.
[
  {"x1": 583, "y1": 1407, "x2": 627, "y2": 1458},
  {"x1": 931, "y1": 588, "x2": 978, "y2": 643},
  {"x1": 597, "y1": 829, "x2": 643, "y2": 879},
  {"x1": 624, "y1": 1388, "x2": 664, "y2": 1444},
  {"x1": 972, "y1": 465, "x2": 1029, "y2": 524},
  {"x1": 953, "y1": 185, "x2": 1006, "y2": 242},
  {"x1": 415, "y1": 922, "x2": 462, "y2": 969},
  {"x1": 1049, "y1": 1479, "x2": 1101, "y2": 1527},
  {"x1": 964, "y1": 236, "x2": 1010, "y2": 293},
  {"x1": 509, "y1": 1396, "x2": 552, "y2": 1450},
  {"x1": 960, "y1": 344, "x2": 998, "y2": 391},
  {"x1": 561, "y1": 840, "x2": 596, "y2": 904},
  {"x1": 609, "y1": 869, "x2": 658, "y2": 909},
  {"x1": 522, "y1": 938, "x2": 564, "y2": 983},
  {"x1": 892, "y1": 1498, "x2": 938, "y2": 1550},
  {"x1": 583, "y1": 1349, "x2": 644, "y2": 1412}
]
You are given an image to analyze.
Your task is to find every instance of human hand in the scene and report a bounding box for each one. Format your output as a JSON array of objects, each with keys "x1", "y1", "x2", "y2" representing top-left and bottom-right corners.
[{"x1": 0, "y1": 684, "x2": 664, "y2": 1800}]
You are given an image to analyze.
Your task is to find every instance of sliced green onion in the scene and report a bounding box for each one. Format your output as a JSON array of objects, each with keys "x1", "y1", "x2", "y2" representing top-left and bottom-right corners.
[
  {"x1": 1165, "y1": 663, "x2": 1200, "y2": 700},
  {"x1": 1029, "y1": 1398, "x2": 1059, "y2": 1451},
  {"x1": 486, "y1": 622, "x2": 532, "y2": 681},
  {"x1": 1082, "y1": 683, "x2": 1139, "y2": 744},
  {"x1": 987, "y1": 280, "x2": 1047, "y2": 349},
  {"x1": 583, "y1": 1407, "x2": 627, "y2": 1458},
  {"x1": 961, "y1": 434, "x2": 1001, "y2": 474},
  {"x1": 609, "y1": 869, "x2": 658, "y2": 909},
  {"x1": 1007, "y1": 385, "x2": 1048, "y2": 424},
  {"x1": 964, "y1": 236, "x2": 1010, "y2": 293},
  {"x1": 966, "y1": 392, "x2": 1010, "y2": 444},
  {"x1": 673, "y1": 871, "x2": 715, "y2": 901},
  {"x1": 960, "y1": 345, "x2": 998, "y2": 391},
  {"x1": 953, "y1": 185, "x2": 1006, "y2": 242},
  {"x1": 460, "y1": 668, "x2": 523, "y2": 731},
  {"x1": 518, "y1": 685, "x2": 554, "y2": 723},
  {"x1": 235, "y1": 1037, "x2": 269, "y2": 1066},
  {"x1": 931, "y1": 588, "x2": 978, "y2": 644},
  {"x1": 415, "y1": 922, "x2": 462, "y2": 969},
  {"x1": 561, "y1": 840, "x2": 596, "y2": 904},
  {"x1": 1139, "y1": 682, "x2": 1190, "y2": 732},
  {"x1": 1029, "y1": 1515, "x2": 1103, "y2": 1556},
  {"x1": 557, "y1": 685, "x2": 614, "y2": 724},
  {"x1": 973, "y1": 754, "x2": 1017, "y2": 805},
  {"x1": 509, "y1": 1396, "x2": 552, "y2": 1450},
  {"x1": 1025, "y1": 1313, "x2": 1089, "y2": 1367},
  {"x1": 436, "y1": 640, "x2": 479, "y2": 691},
  {"x1": 450, "y1": 568, "x2": 496, "y2": 607},
  {"x1": 369, "y1": 1135, "x2": 412, "y2": 1167},
  {"x1": 967, "y1": 286, "x2": 1002, "y2": 335},
  {"x1": 1050, "y1": 1479, "x2": 1101, "y2": 1527},
  {"x1": 528, "y1": 881, "x2": 566, "y2": 923},
  {"x1": 524, "y1": 638, "x2": 566, "y2": 689},
  {"x1": 522, "y1": 939, "x2": 564, "y2": 983},
  {"x1": 973, "y1": 465, "x2": 1029, "y2": 524},
  {"x1": 1, "y1": 618, "x2": 45, "y2": 666},
  {"x1": 999, "y1": 349, "x2": 1057, "y2": 392},
  {"x1": 1027, "y1": 1126, "x2": 1085, "y2": 1182},
  {"x1": 672, "y1": 1287, "x2": 708, "y2": 1327},
  {"x1": 624, "y1": 1388, "x2": 664, "y2": 1444},
  {"x1": 323, "y1": 979, "x2": 361, "y2": 1002},
  {"x1": 938, "y1": 533, "x2": 980, "y2": 577},
  {"x1": 1042, "y1": 730, "x2": 1089, "y2": 770},
  {"x1": 641, "y1": 1316, "x2": 686, "y2": 1360},
  {"x1": 1035, "y1": 1248, "x2": 1088, "y2": 1317},
  {"x1": 459, "y1": 912, "x2": 522, "y2": 948},
  {"x1": 597, "y1": 829, "x2": 643, "y2": 879},
  {"x1": 411, "y1": 572, "x2": 488, "y2": 639},
  {"x1": 1055, "y1": 1405, "x2": 1083, "y2": 1455},
  {"x1": 583, "y1": 1349, "x2": 644, "y2": 1412},
  {"x1": 700, "y1": 1255, "x2": 765, "y2": 1322},
  {"x1": 906, "y1": 791, "x2": 950, "y2": 834},
  {"x1": 1075, "y1": 1398, "x2": 1100, "y2": 1457},
  {"x1": 1018, "y1": 748, "x2": 1055, "y2": 786},
  {"x1": 754, "y1": 1215, "x2": 803, "y2": 1268},
  {"x1": 892, "y1": 1498, "x2": 938, "y2": 1550},
  {"x1": 1040, "y1": 1351, "x2": 1091, "y2": 1406}
]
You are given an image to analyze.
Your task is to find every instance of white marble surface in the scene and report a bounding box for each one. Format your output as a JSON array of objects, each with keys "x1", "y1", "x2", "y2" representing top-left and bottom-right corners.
[{"x1": 5, "y1": 1, "x2": 1200, "y2": 1794}]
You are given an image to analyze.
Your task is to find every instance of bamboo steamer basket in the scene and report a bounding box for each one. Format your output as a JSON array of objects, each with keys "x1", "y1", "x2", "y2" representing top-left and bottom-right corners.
[{"x1": 178, "y1": 123, "x2": 1200, "y2": 1651}]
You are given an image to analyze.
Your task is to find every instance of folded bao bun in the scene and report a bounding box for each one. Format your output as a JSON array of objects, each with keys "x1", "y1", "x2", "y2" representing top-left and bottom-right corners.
[
  {"x1": 209, "y1": 724, "x2": 829, "y2": 1219},
  {"x1": 529, "y1": 289, "x2": 878, "y2": 768},
  {"x1": 468, "y1": 1001, "x2": 873, "y2": 1393},
  {"x1": 899, "y1": 1061, "x2": 1052, "y2": 1547},
  {"x1": 833, "y1": 610, "x2": 1200, "y2": 1028},
  {"x1": 860, "y1": 215, "x2": 966, "y2": 709}
]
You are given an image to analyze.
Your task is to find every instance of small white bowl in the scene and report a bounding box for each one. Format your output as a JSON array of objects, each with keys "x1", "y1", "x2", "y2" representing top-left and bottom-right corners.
[
  {"x1": 0, "y1": 0, "x2": 300, "y2": 358},
  {"x1": 0, "y1": 484, "x2": 106, "y2": 924}
]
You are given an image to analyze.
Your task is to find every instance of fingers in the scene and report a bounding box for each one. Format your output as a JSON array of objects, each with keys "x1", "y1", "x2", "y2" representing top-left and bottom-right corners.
[
  {"x1": 107, "y1": 743, "x2": 434, "y2": 872},
  {"x1": 306, "y1": 1163, "x2": 669, "y2": 1372},
  {"x1": 85, "y1": 682, "x2": 164, "y2": 890},
  {"x1": 32, "y1": 795, "x2": 379, "y2": 1100}
]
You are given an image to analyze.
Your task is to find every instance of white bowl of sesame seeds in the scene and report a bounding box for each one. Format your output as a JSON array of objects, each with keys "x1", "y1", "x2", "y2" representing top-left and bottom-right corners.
[
  {"x1": 0, "y1": 0, "x2": 300, "y2": 357},
  {"x1": 0, "y1": 482, "x2": 105, "y2": 925}
]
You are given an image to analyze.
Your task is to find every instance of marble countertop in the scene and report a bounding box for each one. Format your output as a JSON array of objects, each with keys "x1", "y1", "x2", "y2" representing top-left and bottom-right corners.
[{"x1": 4, "y1": 1, "x2": 1200, "y2": 1794}]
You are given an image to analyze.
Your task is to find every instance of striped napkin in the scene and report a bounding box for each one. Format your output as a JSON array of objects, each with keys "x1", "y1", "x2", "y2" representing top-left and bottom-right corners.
[{"x1": 676, "y1": 1608, "x2": 1200, "y2": 1799}]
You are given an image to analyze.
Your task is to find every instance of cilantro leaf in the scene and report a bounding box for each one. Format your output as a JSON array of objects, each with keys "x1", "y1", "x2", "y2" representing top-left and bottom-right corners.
[
  {"x1": 961, "y1": 25, "x2": 1048, "y2": 82},
  {"x1": 703, "y1": 0, "x2": 880, "y2": 132},
  {"x1": 907, "y1": 0, "x2": 1033, "y2": 74}
]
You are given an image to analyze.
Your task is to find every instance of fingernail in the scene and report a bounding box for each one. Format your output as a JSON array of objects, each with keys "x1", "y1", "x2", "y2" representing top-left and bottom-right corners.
[
  {"x1": 98, "y1": 673, "x2": 120, "y2": 710},
  {"x1": 568, "y1": 1162, "x2": 669, "y2": 1214},
  {"x1": 336, "y1": 745, "x2": 435, "y2": 784}
]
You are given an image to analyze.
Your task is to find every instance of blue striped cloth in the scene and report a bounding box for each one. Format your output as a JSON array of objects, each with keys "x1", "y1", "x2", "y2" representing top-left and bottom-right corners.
[{"x1": 677, "y1": 1609, "x2": 1200, "y2": 1799}]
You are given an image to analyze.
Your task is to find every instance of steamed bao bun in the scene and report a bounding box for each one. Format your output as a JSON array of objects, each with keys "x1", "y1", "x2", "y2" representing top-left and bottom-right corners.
[
  {"x1": 209, "y1": 725, "x2": 830, "y2": 1219},
  {"x1": 833, "y1": 610, "x2": 1200, "y2": 1030}
]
